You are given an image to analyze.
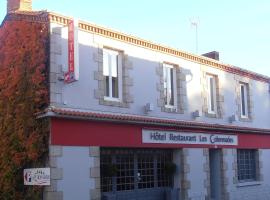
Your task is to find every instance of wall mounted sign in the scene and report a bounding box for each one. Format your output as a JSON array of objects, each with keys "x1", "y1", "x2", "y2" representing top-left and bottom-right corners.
[
  {"x1": 64, "y1": 19, "x2": 79, "y2": 83},
  {"x1": 24, "y1": 168, "x2": 50, "y2": 186},
  {"x1": 142, "y1": 129, "x2": 238, "y2": 146}
]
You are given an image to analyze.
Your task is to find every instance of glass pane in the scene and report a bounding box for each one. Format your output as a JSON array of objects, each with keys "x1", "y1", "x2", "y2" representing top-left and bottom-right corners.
[
  {"x1": 100, "y1": 154, "x2": 113, "y2": 192},
  {"x1": 103, "y1": 51, "x2": 109, "y2": 76},
  {"x1": 163, "y1": 67, "x2": 168, "y2": 104},
  {"x1": 111, "y1": 54, "x2": 118, "y2": 78},
  {"x1": 157, "y1": 151, "x2": 173, "y2": 187},
  {"x1": 169, "y1": 68, "x2": 174, "y2": 105},
  {"x1": 241, "y1": 85, "x2": 246, "y2": 116},
  {"x1": 112, "y1": 77, "x2": 119, "y2": 98},
  {"x1": 138, "y1": 153, "x2": 154, "y2": 189},
  {"x1": 116, "y1": 153, "x2": 134, "y2": 191},
  {"x1": 105, "y1": 76, "x2": 110, "y2": 97},
  {"x1": 210, "y1": 77, "x2": 215, "y2": 112},
  {"x1": 163, "y1": 66, "x2": 174, "y2": 106}
]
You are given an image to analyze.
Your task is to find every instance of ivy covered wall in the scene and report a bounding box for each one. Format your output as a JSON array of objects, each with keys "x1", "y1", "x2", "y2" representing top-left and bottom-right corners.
[{"x1": 0, "y1": 19, "x2": 49, "y2": 199}]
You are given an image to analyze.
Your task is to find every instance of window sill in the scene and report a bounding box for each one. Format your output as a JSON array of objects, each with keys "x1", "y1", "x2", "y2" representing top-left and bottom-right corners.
[
  {"x1": 236, "y1": 181, "x2": 262, "y2": 187},
  {"x1": 205, "y1": 112, "x2": 217, "y2": 118},
  {"x1": 240, "y1": 115, "x2": 248, "y2": 119},
  {"x1": 104, "y1": 96, "x2": 121, "y2": 102},
  {"x1": 239, "y1": 117, "x2": 252, "y2": 122},
  {"x1": 164, "y1": 106, "x2": 177, "y2": 113},
  {"x1": 165, "y1": 105, "x2": 177, "y2": 109}
]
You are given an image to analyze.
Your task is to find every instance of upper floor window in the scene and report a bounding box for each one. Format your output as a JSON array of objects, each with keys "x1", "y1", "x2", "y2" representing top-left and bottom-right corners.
[
  {"x1": 163, "y1": 64, "x2": 177, "y2": 108},
  {"x1": 103, "y1": 48, "x2": 122, "y2": 101},
  {"x1": 240, "y1": 83, "x2": 248, "y2": 118},
  {"x1": 206, "y1": 74, "x2": 217, "y2": 114}
]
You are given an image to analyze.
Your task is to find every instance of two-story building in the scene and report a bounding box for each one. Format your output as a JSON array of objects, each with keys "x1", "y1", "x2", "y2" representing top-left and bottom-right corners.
[{"x1": 2, "y1": 1, "x2": 270, "y2": 200}]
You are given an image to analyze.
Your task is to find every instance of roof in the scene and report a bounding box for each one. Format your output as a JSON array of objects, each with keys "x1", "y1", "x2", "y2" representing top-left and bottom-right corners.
[
  {"x1": 39, "y1": 106, "x2": 270, "y2": 135},
  {"x1": 1, "y1": 10, "x2": 269, "y2": 83},
  {"x1": 48, "y1": 12, "x2": 270, "y2": 83}
]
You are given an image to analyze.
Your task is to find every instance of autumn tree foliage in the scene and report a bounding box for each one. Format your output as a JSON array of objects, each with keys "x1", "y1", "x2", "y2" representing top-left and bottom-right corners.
[{"x1": 0, "y1": 19, "x2": 49, "y2": 199}]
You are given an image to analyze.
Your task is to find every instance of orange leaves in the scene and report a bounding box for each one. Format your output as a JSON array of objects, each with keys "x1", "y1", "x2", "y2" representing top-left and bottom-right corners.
[
  {"x1": 13, "y1": 152, "x2": 27, "y2": 167},
  {"x1": 0, "y1": 19, "x2": 49, "y2": 199}
]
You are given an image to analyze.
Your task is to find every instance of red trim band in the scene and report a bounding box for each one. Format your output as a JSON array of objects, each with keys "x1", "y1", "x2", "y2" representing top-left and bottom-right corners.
[{"x1": 51, "y1": 118, "x2": 270, "y2": 149}]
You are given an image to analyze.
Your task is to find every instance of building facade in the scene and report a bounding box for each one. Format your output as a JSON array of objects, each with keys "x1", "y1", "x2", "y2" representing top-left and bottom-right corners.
[{"x1": 2, "y1": 1, "x2": 270, "y2": 200}]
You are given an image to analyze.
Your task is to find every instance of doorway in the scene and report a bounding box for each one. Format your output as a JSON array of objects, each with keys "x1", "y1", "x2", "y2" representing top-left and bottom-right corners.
[{"x1": 209, "y1": 149, "x2": 222, "y2": 200}]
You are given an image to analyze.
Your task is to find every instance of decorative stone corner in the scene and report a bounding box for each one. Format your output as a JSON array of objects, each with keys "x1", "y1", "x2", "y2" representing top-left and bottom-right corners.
[
  {"x1": 51, "y1": 168, "x2": 63, "y2": 180},
  {"x1": 221, "y1": 149, "x2": 229, "y2": 200},
  {"x1": 89, "y1": 146, "x2": 101, "y2": 200},
  {"x1": 43, "y1": 191, "x2": 63, "y2": 200},
  {"x1": 50, "y1": 26, "x2": 63, "y2": 105},
  {"x1": 93, "y1": 48, "x2": 133, "y2": 108},
  {"x1": 203, "y1": 149, "x2": 211, "y2": 199},
  {"x1": 156, "y1": 63, "x2": 186, "y2": 114},
  {"x1": 200, "y1": 66, "x2": 224, "y2": 119},
  {"x1": 232, "y1": 149, "x2": 238, "y2": 184},
  {"x1": 181, "y1": 148, "x2": 190, "y2": 200},
  {"x1": 44, "y1": 145, "x2": 63, "y2": 200},
  {"x1": 234, "y1": 75, "x2": 254, "y2": 122},
  {"x1": 90, "y1": 188, "x2": 101, "y2": 200},
  {"x1": 257, "y1": 149, "x2": 263, "y2": 181}
]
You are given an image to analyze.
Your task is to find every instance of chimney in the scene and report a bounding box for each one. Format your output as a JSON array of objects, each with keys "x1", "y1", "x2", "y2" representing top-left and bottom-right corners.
[
  {"x1": 202, "y1": 51, "x2": 219, "y2": 61},
  {"x1": 7, "y1": 0, "x2": 32, "y2": 13}
]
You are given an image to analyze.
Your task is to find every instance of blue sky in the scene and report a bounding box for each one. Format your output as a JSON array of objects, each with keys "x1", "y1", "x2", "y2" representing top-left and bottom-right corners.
[{"x1": 0, "y1": 0, "x2": 269, "y2": 76}]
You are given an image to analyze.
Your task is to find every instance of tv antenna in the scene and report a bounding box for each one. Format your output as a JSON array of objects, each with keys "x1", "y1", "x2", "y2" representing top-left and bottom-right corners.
[{"x1": 190, "y1": 17, "x2": 200, "y2": 54}]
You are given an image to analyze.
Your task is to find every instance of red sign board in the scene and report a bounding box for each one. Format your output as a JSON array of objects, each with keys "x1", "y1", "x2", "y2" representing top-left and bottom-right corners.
[
  {"x1": 64, "y1": 20, "x2": 76, "y2": 83},
  {"x1": 51, "y1": 118, "x2": 270, "y2": 149}
]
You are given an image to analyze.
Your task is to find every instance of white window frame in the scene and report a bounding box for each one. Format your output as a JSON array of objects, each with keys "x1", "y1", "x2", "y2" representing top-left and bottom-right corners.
[
  {"x1": 240, "y1": 83, "x2": 248, "y2": 118},
  {"x1": 206, "y1": 74, "x2": 217, "y2": 114},
  {"x1": 163, "y1": 63, "x2": 177, "y2": 109},
  {"x1": 103, "y1": 48, "x2": 122, "y2": 102}
]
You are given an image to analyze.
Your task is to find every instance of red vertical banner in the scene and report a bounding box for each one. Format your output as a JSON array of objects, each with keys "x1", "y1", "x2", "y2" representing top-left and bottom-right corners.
[
  {"x1": 64, "y1": 19, "x2": 76, "y2": 83},
  {"x1": 68, "y1": 20, "x2": 74, "y2": 73}
]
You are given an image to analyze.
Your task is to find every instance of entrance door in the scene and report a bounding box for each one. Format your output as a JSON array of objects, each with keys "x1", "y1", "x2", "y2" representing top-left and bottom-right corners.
[
  {"x1": 100, "y1": 148, "x2": 173, "y2": 200},
  {"x1": 209, "y1": 149, "x2": 222, "y2": 200}
]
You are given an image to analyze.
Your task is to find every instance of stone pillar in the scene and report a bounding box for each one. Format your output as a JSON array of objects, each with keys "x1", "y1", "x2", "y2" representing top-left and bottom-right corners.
[
  {"x1": 89, "y1": 146, "x2": 101, "y2": 200},
  {"x1": 180, "y1": 148, "x2": 190, "y2": 200},
  {"x1": 43, "y1": 145, "x2": 63, "y2": 200}
]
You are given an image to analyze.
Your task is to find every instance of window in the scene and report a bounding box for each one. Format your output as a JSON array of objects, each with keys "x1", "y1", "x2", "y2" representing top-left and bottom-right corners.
[
  {"x1": 237, "y1": 149, "x2": 257, "y2": 182},
  {"x1": 100, "y1": 148, "x2": 173, "y2": 193},
  {"x1": 240, "y1": 83, "x2": 248, "y2": 118},
  {"x1": 103, "y1": 48, "x2": 122, "y2": 101},
  {"x1": 163, "y1": 64, "x2": 177, "y2": 107},
  {"x1": 206, "y1": 74, "x2": 217, "y2": 114}
]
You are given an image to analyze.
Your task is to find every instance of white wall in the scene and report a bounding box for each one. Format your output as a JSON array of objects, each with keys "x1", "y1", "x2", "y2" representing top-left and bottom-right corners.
[
  {"x1": 50, "y1": 22, "x2": 270, "y2": 130},
  {"x1": 57, "y1": 146, "x2": 93, "y2": 200}
]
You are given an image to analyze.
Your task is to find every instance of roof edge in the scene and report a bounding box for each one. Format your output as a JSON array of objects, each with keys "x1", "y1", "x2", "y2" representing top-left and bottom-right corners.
[
  {"x1": 38, "y1": 107, "x2": 270, "y2": 135},
  {"x1": 47, "y1": 12, "x2": 270, "y2": 83}
]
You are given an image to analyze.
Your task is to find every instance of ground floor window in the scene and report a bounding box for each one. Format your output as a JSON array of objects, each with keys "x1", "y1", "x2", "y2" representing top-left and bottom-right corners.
[
  {"x1": 100, "y1": 148, "x2": 173, "y2": 193},
  {"x1": 237, "y1": 149, "x2": 258, "y2": 182}
]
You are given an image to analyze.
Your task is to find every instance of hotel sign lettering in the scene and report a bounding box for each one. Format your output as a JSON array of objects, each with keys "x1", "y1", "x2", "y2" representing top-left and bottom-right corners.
[
  {"x1": 142, "y1": 129, "x2": 238, "y2": 146},
  {"x1": 64, "y1": 19, "x2": 79, "y2": 83}
]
